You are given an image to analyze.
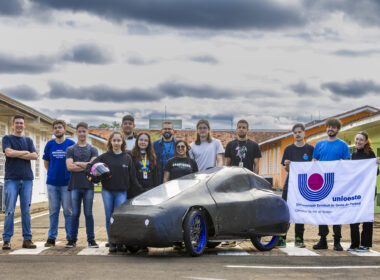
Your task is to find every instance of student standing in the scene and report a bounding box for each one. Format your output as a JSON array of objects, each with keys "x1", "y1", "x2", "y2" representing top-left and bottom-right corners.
[
  {"x1": 225, "y1": 120, "x2": 261, "y2": 173},
  {"x1": 312, "y1": 118, "x2": 350, "y2": 251},
  {"x1": 89, "y1": 131, "x2": 141, "y2": 253},
  {"x1": 2, "y1": 115, "x2": 38, "y2": 250},
  {"x1": 190, "y1": 120, "x2": 224, "y2": 171},
  {"x1": 131, "y1": 133, "x2": 158, "y2": 197},
  {"x1": 348, "y1": 131, "x2": 380, "y2": 252},
  {"x1": 153, "y1": 122, "x2": 177, "y2": 183},
  {"x1": 163, "y1": 140, "x2": 198, "y2": 182},
  {"x1": 65, "y1": 122, "x2": 98, "y2": 248},
  {"x1": 43, "y1": 120, "x2": 75, "y2": 247},
  {"x1": 121, "y1": 115, "x2": 137, "y2": 152},
  {"x1": 278, "y1": 123, "x2": 314, "y2": 248}
]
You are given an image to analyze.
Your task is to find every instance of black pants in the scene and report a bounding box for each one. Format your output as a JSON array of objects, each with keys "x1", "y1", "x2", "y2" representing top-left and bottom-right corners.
[
  {"x1": 282, "y1": 187, "x2": 305, "y2": 241},
  {"x1": 350, "y1": 222, "x2": 373, "y2": 247},
  {"x1": 318, "y1": 225, "x2": 341, "y2": 239}
]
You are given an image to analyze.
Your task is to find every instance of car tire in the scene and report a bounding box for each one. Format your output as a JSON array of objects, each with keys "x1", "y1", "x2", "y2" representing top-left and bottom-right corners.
[
  {"x1": 251, "y1": 235, "x2": 279, "y2": 251},
  {"x1": 206, "y1": 242, "x2": 221, "y2": 248},
  {"x1": 183, "y1": 209, "x2": 208, "y2": 257}
]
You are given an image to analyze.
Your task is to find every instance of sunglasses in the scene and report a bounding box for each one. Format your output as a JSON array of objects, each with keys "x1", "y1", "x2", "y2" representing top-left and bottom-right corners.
[{"x1": 176, "y1": 145, "x2": 186, "y2": 149}]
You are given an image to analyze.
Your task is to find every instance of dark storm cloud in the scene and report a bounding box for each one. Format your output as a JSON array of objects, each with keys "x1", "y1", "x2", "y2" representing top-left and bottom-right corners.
[
  {"x1": 0, "y1": 44, "x2": 112, "y2": 74},
  {"x1": 1, "y1": 85, "x2": 41, "y2": 101},
  {"x1": 44, "y1": 80, "x2": 237, "y2": 102},
  {"x1": 189, "y1": 55, "x2": 219, "y2": 65},
  {"x1": 0, "y1": 0, "x2": 24, "y2": 15},
  {"x1": 30, "y1": 0, "x2": 306, "y2": 30},
  {"x1": 331, "y1": 49, "x2": 380, "y2": 57},
  {"x1": 321, "y1": 80, "x2": 380, "y2": 97},
  {"x1": 45, "y1": 81, "x2": 158, "y2": 102},
  {"x1": 289, "y1": 81, "x2": 318, "y2": 95},
  {"x1": 61, "y1": 44, "x2": 113, "y2": 64},
  {"x1": 0, "y1": 53, "x2": 55, "y2": 74}
]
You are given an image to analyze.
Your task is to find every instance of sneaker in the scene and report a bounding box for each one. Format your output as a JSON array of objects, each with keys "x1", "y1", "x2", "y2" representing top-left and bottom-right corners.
[
  {"x1": 313, "y1": 238, "x2": 327, "y2": 250},
  {"x1": 22, "y1": 240, "x2": 37, "y2": 249},
  {"x1": 109, "y1": 244, "x2": 117, "y2": 253},
  {"x1": 116, "y1": 244, "x2": 127, "y2": 252},
  {"x1": 2, "y1": 241, "x2": 11, "y2": 250},
  {"x1": 357, "y1": 246, "x2": 369, "y2": 252},
  {"x1": 294, "y1": 237, "x2": 305, "y2": 248},
  {"x1": 65, "y1": 240, "x2": 76, "y2": 248},
  {"x1": 347, "y1": 246, "x2": 357, "y2": 252},
  {"x1": 44, "y1": 239, "x2": 55, "y2": 247},
  {"x1": 105, "y1": 242, "x2": 110, "y2": 248},
  {"x1": 277, "y1": 237, "x2": 286, "y2": 248},
  {"x1": 333, "y1": 242, "x2": 343, "y2": 251},
  {"x1": 88, "y1": 240, "x2": 99, "y2": 248}
]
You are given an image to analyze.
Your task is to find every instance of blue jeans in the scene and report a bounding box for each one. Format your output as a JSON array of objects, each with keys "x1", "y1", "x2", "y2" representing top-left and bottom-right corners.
[
  {"x1": 101, "y1": 189, "x2": 127, "y2": 242},
  {"x1": 47, "y1": 185, "x2": 72, "y2": 240},
  {"x1": 2, "y1": 180, "x2": 33, "y2": 242},
  {"x1": 70, "y1": 189, "x2": 95, "y2": 242}
]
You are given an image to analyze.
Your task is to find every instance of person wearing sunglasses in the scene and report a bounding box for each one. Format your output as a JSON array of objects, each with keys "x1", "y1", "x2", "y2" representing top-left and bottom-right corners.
[{"x1": 163, "y1": 140, "x2": 198, "y2": 182}]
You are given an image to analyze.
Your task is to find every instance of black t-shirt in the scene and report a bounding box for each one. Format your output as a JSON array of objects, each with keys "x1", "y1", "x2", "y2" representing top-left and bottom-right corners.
[
  {"x1": 132, "y1": 156, "x2": 159, "y2": 191},
  {"x1": 225, "y1": 139, "x2": 262, "y2": 171},
  {"x1": 281, "y1": 143, "x2": 314, "y2": 194},
  {"x1": 164, "y1": 157, "x2": 198, "y2": 181}
]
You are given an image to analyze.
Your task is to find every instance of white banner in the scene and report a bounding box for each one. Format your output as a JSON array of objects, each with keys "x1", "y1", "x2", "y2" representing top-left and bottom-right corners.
[{"x1": 288, "y1": 159, "x2": 377, "y2": 225}]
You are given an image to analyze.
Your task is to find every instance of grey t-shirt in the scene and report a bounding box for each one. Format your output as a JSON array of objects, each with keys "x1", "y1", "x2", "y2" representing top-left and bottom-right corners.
[
  {"x1": 66, "y1": 144, "x2": 98, "y2": 190},
  {"x1": 189, "y1": 138, "x2": 225, "y2": 171}
]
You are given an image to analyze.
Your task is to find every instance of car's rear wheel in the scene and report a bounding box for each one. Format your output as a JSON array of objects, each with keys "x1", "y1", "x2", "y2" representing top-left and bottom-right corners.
[
  {"x1": 251, "y1": 235, "x2": 279, "y2": 251},
  {"x1": 207, "y1": 241, "x2": 221, "y2": 248},
  {"x1": 183, "y1": 209, "x2": 208, "y2": 257}
]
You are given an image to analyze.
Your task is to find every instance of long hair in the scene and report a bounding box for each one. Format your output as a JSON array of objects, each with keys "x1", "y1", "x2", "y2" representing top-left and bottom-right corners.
[
  {"x1": 357, "y1": 131, "x2": 373, "y2": 155},
  {"x1": 175, "y1": 140, "x2": 190, "y2": 157},
  {"x1": 131, "y1": 132, "x2": 157, "y2": 169},
  {"x1": 195, "y1": 119, "x2": 212, "y2": 145},
  {"x1": 107, "y1": 131, "x2": 126, "y2": 152}
]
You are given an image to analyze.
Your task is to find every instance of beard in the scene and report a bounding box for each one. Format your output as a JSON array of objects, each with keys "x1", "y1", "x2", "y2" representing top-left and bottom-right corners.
[
  {"x1": 327, "y1": 131, "x2": 337, "y2": 138},
  {"x1": 55, "y1": 133, "x2": 64, "y2": 139},
  {"x1": 163, "y1": 132, "x2": 172, "y2": 140},
  {"x1": 238, "y1": 132, "x2": 247, "y2": 138}
]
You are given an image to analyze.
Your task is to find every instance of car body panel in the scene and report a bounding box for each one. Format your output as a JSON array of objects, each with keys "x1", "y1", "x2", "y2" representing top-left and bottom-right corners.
[{"x1": 109, "y1": 167, "x2": 289, "y2": 247}]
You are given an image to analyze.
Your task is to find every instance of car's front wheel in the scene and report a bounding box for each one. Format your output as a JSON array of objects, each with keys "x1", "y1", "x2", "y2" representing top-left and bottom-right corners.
[
  {"x1": 183, "y1": 209, "x2": 208, "y2": 257},
  {"x1": 251, "y1": 235, "x2": 279, "y2": 251}
]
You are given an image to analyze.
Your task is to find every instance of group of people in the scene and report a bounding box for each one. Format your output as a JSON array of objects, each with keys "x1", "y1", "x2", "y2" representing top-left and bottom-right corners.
[{"x1": 1, "y1": 114, "x2": 379, "y2": 254}]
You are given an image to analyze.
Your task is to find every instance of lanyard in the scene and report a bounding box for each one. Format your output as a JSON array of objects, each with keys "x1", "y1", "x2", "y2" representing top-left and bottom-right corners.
[
  {"x1": 162, "y1": 140, "x2": 173, "y2": 161},
  {"x1": 142, "y1": 153, "x2": 148, "y2": 170}
]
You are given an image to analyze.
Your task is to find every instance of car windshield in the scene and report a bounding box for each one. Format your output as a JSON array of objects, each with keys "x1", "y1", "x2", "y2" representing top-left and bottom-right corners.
[{"x1": 132, "y1": 179, "x2": 200, "y2": 206}]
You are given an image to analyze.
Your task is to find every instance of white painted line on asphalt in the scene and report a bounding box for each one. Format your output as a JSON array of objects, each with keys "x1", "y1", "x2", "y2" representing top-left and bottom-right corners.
[
  {"x1": 0, "y1": 211, "x2": 50, "y2": 227},
  {"x1": 279, "y1": 243, "x2": 319, "y2": 256},
  {"x1": 77, "y1": 242, "x2": 109, "y2": 255},
  {"x1": 217, "y1": 245, "x2": 250, "y2": 256},
  {"x1": 182, "y1": 277, "x2": 227, "y2": 280},
  {"x1": 226, "y1": 265, "x2": 380, "y2": 270},
  {"x1": 10, "y1": 241, "x2": 60, "y2": 255}
]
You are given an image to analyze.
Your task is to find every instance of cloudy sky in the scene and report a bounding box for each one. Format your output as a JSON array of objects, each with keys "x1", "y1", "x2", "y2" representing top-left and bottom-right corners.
[{"x1": 1, "y1": 0, "x2": 380, "y2": 129}]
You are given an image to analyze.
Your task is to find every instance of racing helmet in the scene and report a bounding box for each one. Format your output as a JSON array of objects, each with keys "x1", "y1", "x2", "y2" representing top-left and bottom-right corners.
[{"x1": 87, "y1": 162, "x2": 112, "y2": 183}]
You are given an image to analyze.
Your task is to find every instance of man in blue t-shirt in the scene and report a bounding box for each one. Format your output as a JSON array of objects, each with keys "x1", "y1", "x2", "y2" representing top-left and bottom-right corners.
[
  {"x1": 2, "y1": 115, "x2": 38, "y2": 250},
  {"x1": 42, "y1": 120, "x2": 75, "y2": 247},
  {"x1": 153, "y1": 122, "x2": 177, "y2": 184},
  {"x1": 312, "y1": 118, "x2": 350, "y2": 251}
]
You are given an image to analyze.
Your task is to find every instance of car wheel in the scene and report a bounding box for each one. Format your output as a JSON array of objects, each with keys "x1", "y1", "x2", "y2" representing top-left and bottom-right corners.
[
  {"x1": 251, "y1": 235, "x2": 279, "y2": 251},
  {"x1": 206, "y1": 242, "x2": 221, "y2": 248},
  {"x1": 126, "y1": 245, "x2": 140, "y2": 253},
  {"x1": 183, "y1": 209, "x2": 208, "y2": 257}
]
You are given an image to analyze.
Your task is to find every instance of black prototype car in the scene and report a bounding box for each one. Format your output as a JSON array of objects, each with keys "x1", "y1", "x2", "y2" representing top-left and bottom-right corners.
[{"x1": 109, "y1": 167, "x2": 290, "y2": 256}]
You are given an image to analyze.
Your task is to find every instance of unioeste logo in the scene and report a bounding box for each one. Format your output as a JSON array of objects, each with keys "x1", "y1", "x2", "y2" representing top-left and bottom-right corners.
[{"x1": 298, "y1": 173, "x2": 334, "y2": 202}]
